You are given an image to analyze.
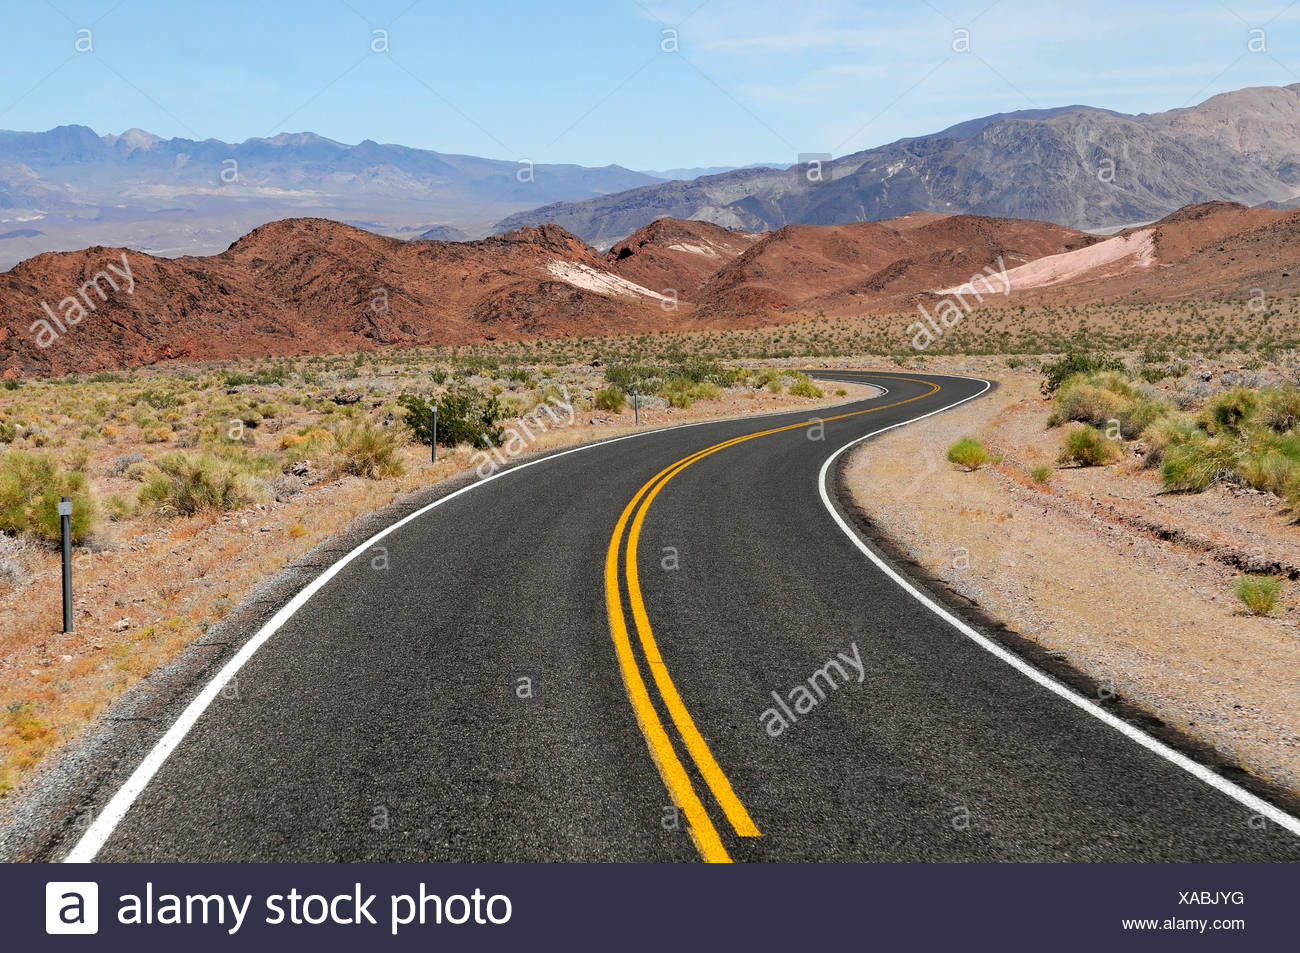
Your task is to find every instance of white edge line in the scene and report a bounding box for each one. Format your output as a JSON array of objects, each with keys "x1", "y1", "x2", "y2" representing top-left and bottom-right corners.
[
  {"x1": 63, "y1": 378, "x2": 889, "y2": 862},
  {"x1": 816, "y1": 374, "x2": 1300, "y2": 840}
]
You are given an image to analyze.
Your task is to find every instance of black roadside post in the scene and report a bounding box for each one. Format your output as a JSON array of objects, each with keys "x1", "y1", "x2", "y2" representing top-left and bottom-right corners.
[
  {"x1": 431, "y1": 402, "x2": 438, "y2": 462},
  {"x1": 632, "y1": 390, "x2": 639, "y2": 426},
  {"x1": 59, "y1": 496, "x2": 73, "y2": 634}
]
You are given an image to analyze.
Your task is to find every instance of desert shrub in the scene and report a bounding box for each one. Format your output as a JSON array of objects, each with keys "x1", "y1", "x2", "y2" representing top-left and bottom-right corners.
[
  {"x1": 1139, "y1": 363, "x2": 1187, "y2": 383},
  {"x1": 1118, "y1": 394, "x2": 1172, "y2": 438},
  {"x1": 1057, "y1": 424, "x2": 1118, "y2": 467},
  {"x1": 1139, "y1": 417, "x2": 1198, "y2": 469},
  {"x1": 278, "y1": 427, "x2": 334, "y2": 466},
  {"x1": 719, "y1": 365, "x2": 751, "y2": 387},
  {"x1": 398, "y1": 386, "x2": 504, "y2": 450},
  {"x1": 788, "y1": 374, "x2": 824, "y2": 399},
  {"x1": 0, "y1": 421, "x2": 16, "y2": 444},
  {"x1": 1159, "y1": 434, "x2": 1237, "y2": 491},
  {"x1": 329, "y1": 420, "x2": 406, "y2": 479},
  {"x1": 1056, "y1": 378, "x2": 1126, "y2": 426},
  {"x1": 123, "y1": 460, "x2": 157, "y2": 482},
  {"x1": 502, "y1": 365, "x2": 536, "y2": 388},
  {"x1": 64, "y1": 444, "x2": 93, "y2": 471},
  {"x1": 1257, "y1": 385, "x2": 1300, "y2": 432},
  {"x1": 1282, "y1": 470, "x2": 1300, "y2": 522},
  {"x1": 138, "y1": 452, "x2": 259, "y2": 516},
  {"x1": 0, "y1": 451, "x2": 98, "y2": 543},
  {"x1": 1030, "y1": 463, "x2": 1053, "y2": 483},
  {"x1": 662, "y1": 378, "x2": 723, "y2": 408},
  {"x1": 604, "y1": 362, "x2": 660, "y2": 393},
  {"x1": 663, "y1": 378, "x2": 696, "y2": 408},
  {"x1": 1040, "y1": 349, "x2": 1125, "y2": 395},
  {"x1": 1055, "y1": 372, "x2": 1170, "y2": 438},
  {"x1": 594, "y1": 387, "x2": 626, "y2": 412},
  {"x1": 946, "y1": 437, "x2": 990, "y2": 471},
  {"x1": 1233, "y1": 575, "x2": 1283, "y2": 616},
  {"x1": 1237, "y1": 451, "x2": 1299, "y2": 496},
  {"x1": 1200, "y1": 387, "x2": 1257, "y2": 436},
  {"x1": 109, "y1": 453, "x2": 145, "y2": 476}
]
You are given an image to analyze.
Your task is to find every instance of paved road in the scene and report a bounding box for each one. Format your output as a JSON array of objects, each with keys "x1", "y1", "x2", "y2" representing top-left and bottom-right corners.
[{"x1": 71, "y1": 371, "x2": 1300, "y2": 862}]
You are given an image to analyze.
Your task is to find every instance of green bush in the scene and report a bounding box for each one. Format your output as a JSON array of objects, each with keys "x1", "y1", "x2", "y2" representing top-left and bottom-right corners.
[
  {"x1": 1139, "y1": 417, "x2": 1198, "y2": 469},
  {"x1": 1040, "y1": 349, "x2": 1125, "y2": 395},
  {"x1": 1233, "y1": 575, "x2": 1283, "y2": 616},
  {"x1": 0, "y1": 451, "x2": 98, "y2": 543},
  {"x1": 604, "y1": 362, "x2": 660, "y2": 393},
  {"x1": 399, "y1": 385, "x2": 505, "y2": 450},
  {"x1": 1056, "y1": 377, "x2": 1126, "y2": 426},
  {"x1": 946, "y1": 437, "x2": 991, "y2": 471},
  {"x1": 1283, "y1": 470, "x2": 1300, "y2": 523},
  {"x1": 1030, "y1": 463, "x2": 1053, "y2": 484},
  {"x1": 1200, "y1": 387, "x2": 1257, "y2": 436},
  {"x1": 1238, "y1": 449, "x2": 1300, "y2": 497},
  {"x1": 139, "y1": 452, "x2": 259, "y2": 516},
  {"x1": 330, "y1": 420, "x2": 405, "y2": 479},
  {"x1": 664, "y1": 378, "x2": 696, "y2": 408},
  {"x1": 594, "y1": 387, "x2": 626, "y2": 412},
  {"x1": 788, "y1": 374, "x2": 824, "y2": 399},
  {"x1": 1055, "y1": 372, "x2": 1170, "y2": 438},
  {"x1": 1058, "y1": 424, "x2": 1118, "y2": 467},
  {"x1": 1159, "y1": 434, "x2": 1237, "y2": 491},
  {"x1": 1257, "y1": 385, "x2": 1300, "y2": 432}
]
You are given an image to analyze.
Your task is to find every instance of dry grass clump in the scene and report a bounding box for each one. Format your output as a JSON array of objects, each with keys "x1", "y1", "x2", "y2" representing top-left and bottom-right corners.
[
  {"x1": 947, "y1": 436, "x2": 991, "y2": 470},
  {"x1": 0, "y1": 451, "x2": 98, "y2": 543},
  {"x1": 138, "y1": 452, "x2": 262, "y2": 516},
  {"x1": 1233, "y1": 574, "x2": 1284, "y2": 616},
  {"x1": 1058, "y1": 424, "x2": 1120, "y2": 467},
  {"x1": 328, "y1": 420, "x2": 406, "y2": 479}
]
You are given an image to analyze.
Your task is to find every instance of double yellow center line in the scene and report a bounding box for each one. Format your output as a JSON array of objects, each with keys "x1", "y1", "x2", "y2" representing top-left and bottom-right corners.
[{"x1": 602, "y1": 375, "x2": 941, "y2": 862}]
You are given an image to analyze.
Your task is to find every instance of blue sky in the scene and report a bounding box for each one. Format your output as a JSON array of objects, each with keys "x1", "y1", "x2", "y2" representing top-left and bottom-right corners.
[{"x1": 1, "y1": 0, "x2": 1298, "y2": 168}]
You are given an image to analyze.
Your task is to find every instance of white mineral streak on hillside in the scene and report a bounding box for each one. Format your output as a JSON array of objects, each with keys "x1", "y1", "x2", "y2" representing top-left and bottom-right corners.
[
  {"x1": 937, "y1": 229, "x2": 1158, "y2": 294},
  {"x1": 547, "y1": 260, "x2": 674, "y2": 300}
]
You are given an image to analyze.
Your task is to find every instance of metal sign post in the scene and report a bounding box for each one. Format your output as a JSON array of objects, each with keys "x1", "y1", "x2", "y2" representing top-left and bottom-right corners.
[
  {"x1": 59, "y1": 496, "x2": 73, "y2": 634},
  {"x1": 632, "y1": 391, "x2": 639, "y2": 426},
  {"x1": 431, "y1": 404, "x2": 438, "y2": 462}
]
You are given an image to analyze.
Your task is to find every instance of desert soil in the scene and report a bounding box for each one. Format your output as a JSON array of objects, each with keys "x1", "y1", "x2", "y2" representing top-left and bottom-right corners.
[{"x1": 843, "y1": 356, "x2": 1300, "y2": 794}]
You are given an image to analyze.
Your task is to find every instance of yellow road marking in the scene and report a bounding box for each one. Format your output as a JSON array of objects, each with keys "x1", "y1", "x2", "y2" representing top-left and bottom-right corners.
[{"x1": 604, "y1": 374, "x2": 940, "y2": 861}]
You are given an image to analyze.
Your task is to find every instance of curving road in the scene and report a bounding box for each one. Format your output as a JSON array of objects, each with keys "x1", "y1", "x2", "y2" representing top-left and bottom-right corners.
[{"x1": 60, "y1": 371, "x2": 1300, "y2": 862}]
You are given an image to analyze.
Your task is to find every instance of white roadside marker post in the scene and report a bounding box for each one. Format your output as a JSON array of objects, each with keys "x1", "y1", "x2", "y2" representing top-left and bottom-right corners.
[{"x1": 59, "y1": 496, "x2": 73, "y2": 634}]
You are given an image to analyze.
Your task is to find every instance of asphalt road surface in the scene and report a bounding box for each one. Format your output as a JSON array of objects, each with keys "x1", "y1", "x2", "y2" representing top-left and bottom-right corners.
[{"x1": 67, "y1": 371, "x2": 1300, "y2": 862}]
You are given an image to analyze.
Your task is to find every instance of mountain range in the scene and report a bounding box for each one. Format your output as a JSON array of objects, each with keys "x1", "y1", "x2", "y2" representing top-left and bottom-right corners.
[
  {"x1": 2, "y1": 201, "x2": 1295, "y2": 379},
  {"x1": 2, "y1": 84, "x2": 1298, "y2": 271},
  {"x1": 0, "y1": 126, "x2": 665, "y2": 268},
  {"x1": 495, "y1": 84, "x2": 1300, "y2": 248}
]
